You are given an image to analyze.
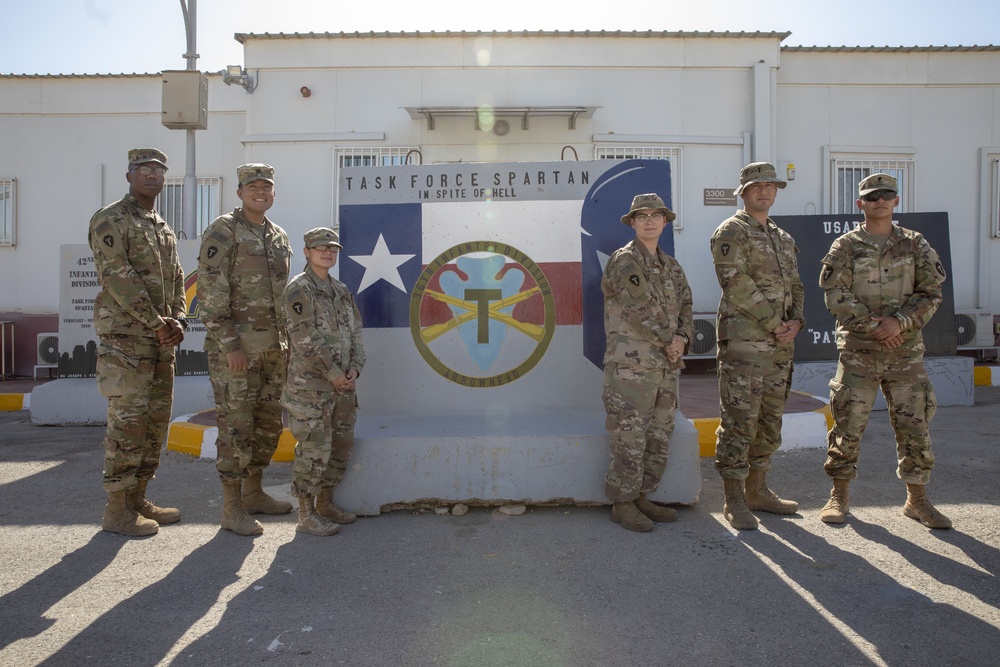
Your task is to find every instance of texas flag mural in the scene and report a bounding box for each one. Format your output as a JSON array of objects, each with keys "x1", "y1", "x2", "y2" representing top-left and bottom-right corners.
[{"x1": 338, "y1": 159, "x2": 672, "y2": 387}]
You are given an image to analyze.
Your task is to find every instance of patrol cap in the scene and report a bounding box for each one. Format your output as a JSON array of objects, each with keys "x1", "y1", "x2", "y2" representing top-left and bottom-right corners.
[
  {"x1": 619, "y1": 193, "x2": 677, "y2": 225},
  {"x1": 128, "y1": 148, "x2": 168, "y2": 169},
  {"x1": 303, "y1": 227, "x2": 342, "y2": 249},
  {"x1": 734, "y1": 162, "x2": 786, "y2": 195},
  {"x1": 237, "y1": 163, "x2": 275, "y2": 187},
  {"x1": 858, "y1": 173, "x2": 898, "y2": 196}
]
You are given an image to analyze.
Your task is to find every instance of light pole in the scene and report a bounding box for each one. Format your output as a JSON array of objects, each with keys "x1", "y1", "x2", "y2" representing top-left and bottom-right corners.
[{"x1": 179, "y1": 0, "x2": 198, "y2": 240}]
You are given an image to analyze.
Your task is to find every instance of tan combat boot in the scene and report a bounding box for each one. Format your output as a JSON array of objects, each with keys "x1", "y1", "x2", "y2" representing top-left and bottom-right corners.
[
  {"x1": 129, "y1": 478, "x2": 181, "y2": 524},
  {"x1": 296, "y1": 495, "x2": 340, "y2": 536},
  {"x1": 610, "y1": 501, "x2": 654, "y2": 532},
  {"x1": 723, "y1": 478, "x2": 758, "y2": 530},
  {"x1": 819, "y1": 478, "x2": 850, "y2": 524},
  {"x1": 315, "y1": 487, "x2": 357, "y2": 524},
  {"x1": 102, "y1": 490, "x2": 158, "y2": 537},
  {"x1": 242, "y1": 471, "x2": 293, "y2": 515},
  {"x1": 221, "y1": 480, "x2": 264, "y2": 536},
  {"x1": 634, "y1": 495, "x2": 678, "y2": 523},
  {"x1": 903, "y1": 483, "x2": 953, "y2": 529},
  {"x1": 744, "y1": 469, "x2": 799, "y2": 515}
]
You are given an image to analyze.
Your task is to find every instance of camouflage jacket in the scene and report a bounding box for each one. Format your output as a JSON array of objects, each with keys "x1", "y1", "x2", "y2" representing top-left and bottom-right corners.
[
  {"x1": 88, "y1": 193, "x2": 185, "y2": 338},
  {"x1": 602, "y1": 240, "x2": 694, "y2": 371},
  {"x1": 710, "y1": 210, "x2": 805, "y2": 343},
  {"x1": 820, "y1": 224, "x2": 945, "y2": 351},
  {"x1": 197, "y1": 209, "x2": 291, "y2": 354},
  {"x1": 282, "y1": 266, "x2": 365, "y2": 391}
]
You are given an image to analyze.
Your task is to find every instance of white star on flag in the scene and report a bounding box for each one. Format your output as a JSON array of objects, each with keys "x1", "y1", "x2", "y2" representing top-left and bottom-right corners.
[{"x1": 349, "y1": 233, "x2": 416, "y2": 293}]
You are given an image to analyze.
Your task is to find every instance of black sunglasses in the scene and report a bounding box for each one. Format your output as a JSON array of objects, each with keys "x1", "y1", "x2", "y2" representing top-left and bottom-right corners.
[{"x1": 861, "y1": 190, "x2": 897, "y2": 202}]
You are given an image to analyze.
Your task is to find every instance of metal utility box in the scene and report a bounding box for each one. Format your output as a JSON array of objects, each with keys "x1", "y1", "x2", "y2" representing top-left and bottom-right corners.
[{"x1": 161, "y1": 70, "x2": 208, "y2": 130}]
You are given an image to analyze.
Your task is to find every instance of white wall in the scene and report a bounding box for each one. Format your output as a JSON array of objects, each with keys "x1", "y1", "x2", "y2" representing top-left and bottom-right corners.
[
  {"x1": 775, "y1": 49, "x2": 1000, "y2": 313},
  {"x1": 0, "y1": 74, "x2": 247, "y2": 313}
]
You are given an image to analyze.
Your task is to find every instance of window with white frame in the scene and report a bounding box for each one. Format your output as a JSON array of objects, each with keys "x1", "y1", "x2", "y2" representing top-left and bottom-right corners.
[
  {"x1": 333, "y1": 147, "x2": 418, "y2": 226},
  {"x1": 157, "y1": 176, "x2": 223, "y2": 239},
  {"x1": 832, "y1": 157, "x2": 914, "y2": 214},
  {"x1": 0, "y1": 178, "x2": 15, "y2": 246},
  {"x1": 594, "y1": 145, "x2": 682, "y2": 223},
  {"x1": 336, "y1": 147, "x2": 417, "y2": 168}
]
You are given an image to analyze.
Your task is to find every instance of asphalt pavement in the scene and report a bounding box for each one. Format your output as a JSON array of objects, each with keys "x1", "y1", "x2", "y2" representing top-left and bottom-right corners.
[{"x1": 0, "y1": 388, "x2": 998, "y2": 667}]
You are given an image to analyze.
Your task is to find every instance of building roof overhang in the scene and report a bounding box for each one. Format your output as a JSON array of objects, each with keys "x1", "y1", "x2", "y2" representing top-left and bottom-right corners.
[
  {"x1": 235, "y1": 29, "x2": 793, "y2": 43},
  {"x1": 403, "y1": 105, "x2": 598, "y2": 130}
]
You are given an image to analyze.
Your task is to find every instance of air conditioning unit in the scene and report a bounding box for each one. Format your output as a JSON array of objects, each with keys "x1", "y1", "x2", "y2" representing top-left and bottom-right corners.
[
  {"x1": 684, "y1": 313, "x2": 718, "y2": 358},
  {"x1": 37, "y1": 333, "x2": 59, "y2": 365},
  {"x1": 954, "y1": 310, "x2": 995, "y2": 349}
]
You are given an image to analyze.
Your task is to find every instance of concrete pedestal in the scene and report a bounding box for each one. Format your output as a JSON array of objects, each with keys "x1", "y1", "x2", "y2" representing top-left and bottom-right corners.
[{"x1": 29, "y1": 376, "x2": 214, "y2": 425}]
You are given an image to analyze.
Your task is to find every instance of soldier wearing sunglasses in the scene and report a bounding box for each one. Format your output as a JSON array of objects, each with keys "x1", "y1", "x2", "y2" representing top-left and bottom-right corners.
[
  {"x1": 819, "y1": 173, "x2": 951, "y2": 529},
  {"x1": 88, "y1": 148, "x2": 185, "y2": 536}
]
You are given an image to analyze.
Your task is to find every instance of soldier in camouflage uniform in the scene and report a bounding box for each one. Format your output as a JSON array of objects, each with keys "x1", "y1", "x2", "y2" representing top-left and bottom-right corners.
[
  {"x1": 198, "y1": 163, "x2": 293, "y2": 536},
  {"x1": 819, "y1": 173, "x2": 951, "y2": 529},
  {"x1": 281, "y1": 228, "x2": 365, "y2": 537},
  {"x1": 602, "y1": 193, "x2": 693, "y2": 532},
  {"x1": 89, "y1": 148, "x2": 185, "y2": 537},
  {"x1": 711, "y1": 162, "x2": 805, "y2": 531}
]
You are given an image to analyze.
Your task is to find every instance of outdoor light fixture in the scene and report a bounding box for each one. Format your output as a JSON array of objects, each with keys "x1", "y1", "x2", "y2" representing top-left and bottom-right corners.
[{"x1": 221, "y1": 65, "x2": 256, "y2": 92}]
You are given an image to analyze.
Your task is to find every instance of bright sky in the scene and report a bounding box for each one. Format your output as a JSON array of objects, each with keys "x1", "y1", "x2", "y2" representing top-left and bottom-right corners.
[{"x1": 3, "y1": 0, "x2": 998, "y2": 75}]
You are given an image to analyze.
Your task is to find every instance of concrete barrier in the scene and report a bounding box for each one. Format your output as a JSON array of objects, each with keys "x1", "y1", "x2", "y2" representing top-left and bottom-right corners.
[
  {"x1": 792, "y1": 356, "x2": 973, "y2": 409},
  {"x1": 30, "y1": 376, "x2": 214, "y2": 425}
]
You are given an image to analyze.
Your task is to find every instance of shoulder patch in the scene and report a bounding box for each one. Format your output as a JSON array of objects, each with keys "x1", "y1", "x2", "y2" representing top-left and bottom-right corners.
[
  {"x1": 91, "y1": 217, "x2": 125, "y2": 258},
  {"x1": 615, "y1": 260, "x2": 646, "y2": 299},
  {"x1": 284, "y1": 285, "x2": 314, "y2": 324},
  {"x1": 712, "y1": 237, "x2": 738, "y2": 264},
  {"x1": 199, "y1": 232, "x2": 234, "y2": 267},
  {"x1": 615, "y1": 259, "x2": 641, "y2": 278},
  {"x1": 207, "y1": 229, "x2": 231, "y2": 244},
  {"x1": 93, "y1": 219, "x2": 114, "y2": 235},
  {"x1": 284, "y1": 284, "x2": 305, "y2": 301},
  {"x1": 819, "y1": 251, "x2": 849, "y2": 289}
]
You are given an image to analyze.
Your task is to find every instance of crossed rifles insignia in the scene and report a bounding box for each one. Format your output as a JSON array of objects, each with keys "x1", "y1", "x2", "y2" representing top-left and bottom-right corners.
[{"x1": 417, "y1": 287, "x2": 545, "y2": 345}]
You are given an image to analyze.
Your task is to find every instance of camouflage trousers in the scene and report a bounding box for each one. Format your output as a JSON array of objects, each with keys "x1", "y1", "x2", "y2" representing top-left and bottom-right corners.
[
  {"x1": 714, "y1": 338, "x2": 793, "y2": 479},
  {"x1": 825, "y1": 347, "x2": 936, "y2": 484},
  {"x1": 602, "y1": 362, "x2": 678, "y2": 502},
  {"x1": 207, "y1": 347, "x2": 287, "y2": 482},
  {"x1": 283, "y1": 388, "x2": 357, "y2": 498},
  {"x1": 96, "y1": 335, "x2": 175, "y2": 493}
]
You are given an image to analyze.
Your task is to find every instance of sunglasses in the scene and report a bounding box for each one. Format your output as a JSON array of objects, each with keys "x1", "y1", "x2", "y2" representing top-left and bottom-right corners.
[
  {"x1": 132, "y1": 165, "x2": 167, "y2": 177},
  {"x1": 861, "y1": 190, "x2": 897, "y2": 202}
]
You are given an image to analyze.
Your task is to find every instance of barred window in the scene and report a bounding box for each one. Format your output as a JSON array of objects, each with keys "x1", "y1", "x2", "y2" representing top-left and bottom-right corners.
[
  {"x1": 0, "y1": 178, "x2": 15, "y2": 246},
  {"x1": 333, "y1": 147, "x2": 418, "y2": 227},
  {"x1": 336, "y1": 147, "x2": 417, "y2": 168},
  {"x1": 832, "y1": 157, "x2": 914, "y2": 214},
  {"x1": 594, "y1": 145, "x2": 682, "y2": 226},
  {"x1": 157, "y1": 176, "x2": 223, "y2": 239}
]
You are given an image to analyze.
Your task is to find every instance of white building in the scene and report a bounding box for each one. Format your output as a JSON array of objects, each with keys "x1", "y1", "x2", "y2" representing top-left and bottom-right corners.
[{"x1": 2, "y1": 31, "x2": 999, "y2": 376}]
